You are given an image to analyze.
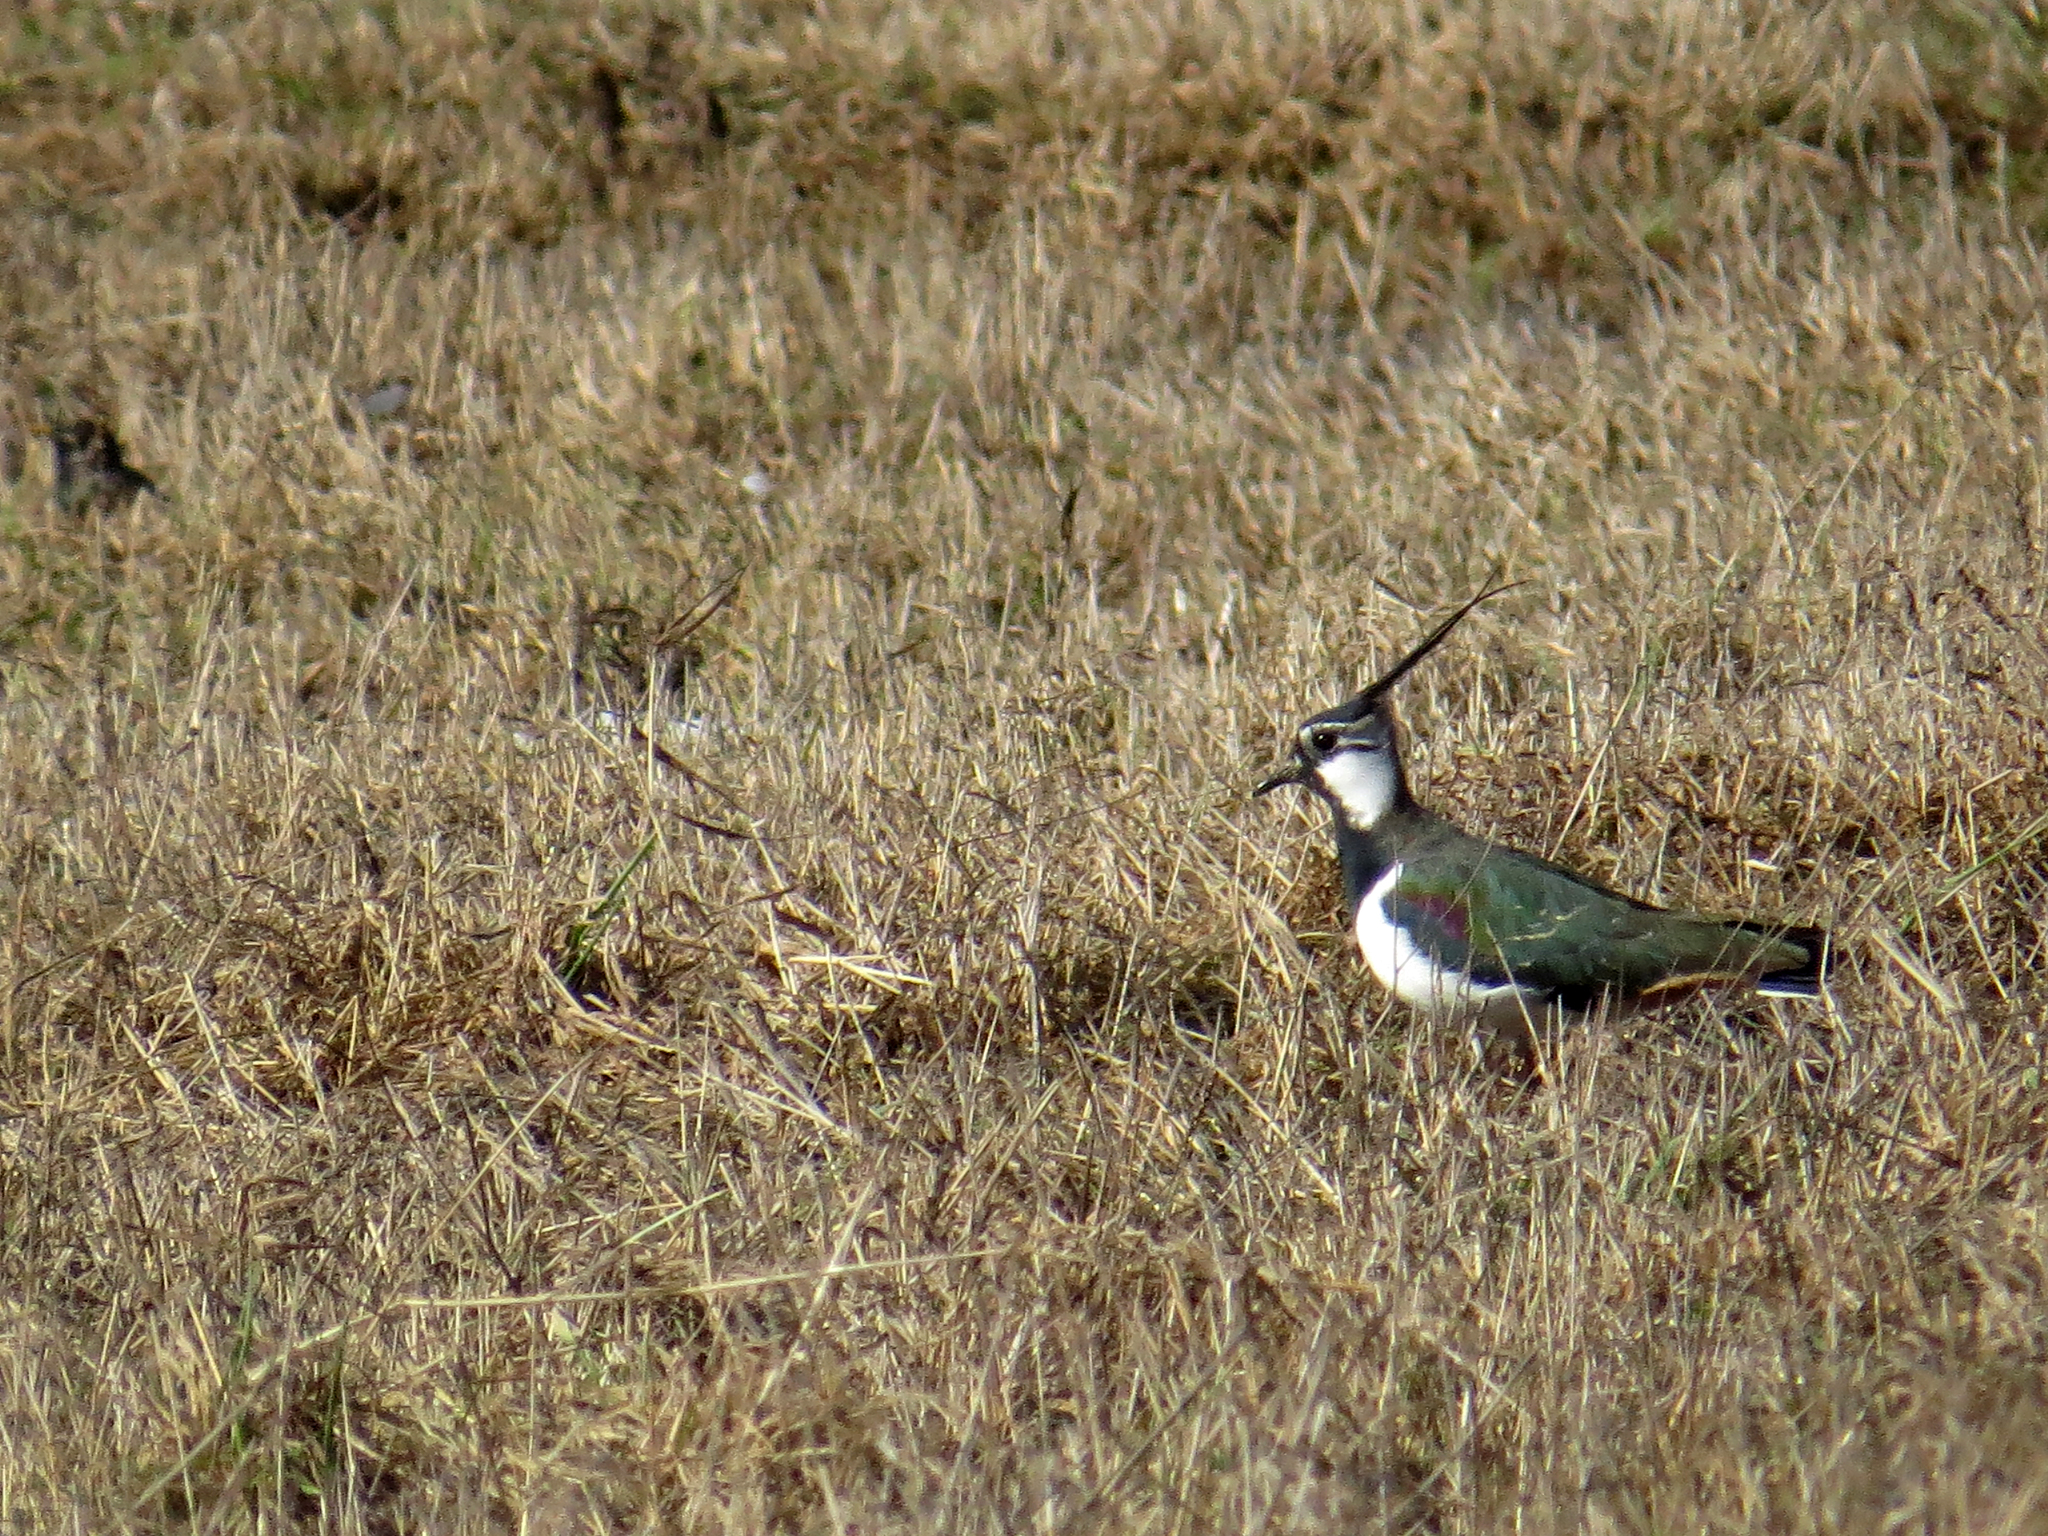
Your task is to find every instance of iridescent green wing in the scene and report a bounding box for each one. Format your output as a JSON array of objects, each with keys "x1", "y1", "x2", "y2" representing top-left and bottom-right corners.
[{"x1": 1387, "y1": 846, "x2": 1810, "y2": 1006}]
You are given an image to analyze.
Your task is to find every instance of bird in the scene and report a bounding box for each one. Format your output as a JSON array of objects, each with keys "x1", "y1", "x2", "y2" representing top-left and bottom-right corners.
[
  {"x1": 50, "y1": 420, "x2": 158, "y2": 515},
  {"x1": 1256, "y1": 585, "x2": 1830, "y2": 1025}
]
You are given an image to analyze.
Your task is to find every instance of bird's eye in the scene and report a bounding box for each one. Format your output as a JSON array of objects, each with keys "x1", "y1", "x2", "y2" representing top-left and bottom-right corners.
[{"x1": 1307, "y1": 727, "x2": 1339, "y2": 755}]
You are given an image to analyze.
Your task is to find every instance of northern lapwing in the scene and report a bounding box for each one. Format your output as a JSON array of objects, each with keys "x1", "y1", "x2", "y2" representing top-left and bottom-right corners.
[{"x1": 1257, "y1": 587, "x2": 1830, "y2": 1023}]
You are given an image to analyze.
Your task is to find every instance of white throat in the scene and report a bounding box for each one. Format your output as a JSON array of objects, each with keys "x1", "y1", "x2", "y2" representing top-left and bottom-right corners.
[{"x1": 1315, "y1": 748, "x2": 1400, "y2": 830}]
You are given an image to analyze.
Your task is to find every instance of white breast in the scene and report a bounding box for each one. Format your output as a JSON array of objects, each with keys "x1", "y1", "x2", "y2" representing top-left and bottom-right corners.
[{"x1": 1354, "y1": 864, "x2": 1538, "y2": 1020}]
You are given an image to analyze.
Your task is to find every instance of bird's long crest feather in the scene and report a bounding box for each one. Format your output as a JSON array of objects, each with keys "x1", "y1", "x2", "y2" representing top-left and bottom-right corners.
[{"x1": 1358, "y1": 579, "x2": 1524, "y2": 704}]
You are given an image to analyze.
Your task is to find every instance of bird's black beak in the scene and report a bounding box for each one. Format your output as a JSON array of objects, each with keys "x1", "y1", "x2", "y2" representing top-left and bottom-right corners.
[{"x1": 1254, "y1": 761, "x2": 1307, "y2": 797}]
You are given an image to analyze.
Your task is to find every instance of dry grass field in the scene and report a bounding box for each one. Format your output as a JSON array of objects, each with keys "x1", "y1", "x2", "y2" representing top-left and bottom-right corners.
[{"x1": 6, "y1": 1, "x2": 2048, "y2": 1529}]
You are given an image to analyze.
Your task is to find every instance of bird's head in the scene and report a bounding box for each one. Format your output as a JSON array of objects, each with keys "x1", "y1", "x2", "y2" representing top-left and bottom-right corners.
[{"x1": 1255, "y1": 581, "x2": 1519, "y2": 831}]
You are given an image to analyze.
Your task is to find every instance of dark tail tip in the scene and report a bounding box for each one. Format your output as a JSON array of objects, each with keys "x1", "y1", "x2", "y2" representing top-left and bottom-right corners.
[{"x1": 1751, "y1": 924, "x2": 1831, "y2": 999}]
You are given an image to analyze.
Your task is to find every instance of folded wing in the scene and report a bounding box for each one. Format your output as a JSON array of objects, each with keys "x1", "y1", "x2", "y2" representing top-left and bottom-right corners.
[{"x1": 1387, "y1": 845, "x2": 1824, "y2": 1011}]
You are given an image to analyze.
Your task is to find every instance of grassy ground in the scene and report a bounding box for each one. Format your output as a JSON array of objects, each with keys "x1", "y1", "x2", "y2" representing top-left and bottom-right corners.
[{"x1": 5, "y1": 1, "x2": 2048, "y2": 1529}]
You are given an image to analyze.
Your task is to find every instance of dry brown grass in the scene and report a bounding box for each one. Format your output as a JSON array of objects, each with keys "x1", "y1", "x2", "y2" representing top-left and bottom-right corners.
[{"x1": 5, "y1": 1, "x2": 2048, "y2": 1530}]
